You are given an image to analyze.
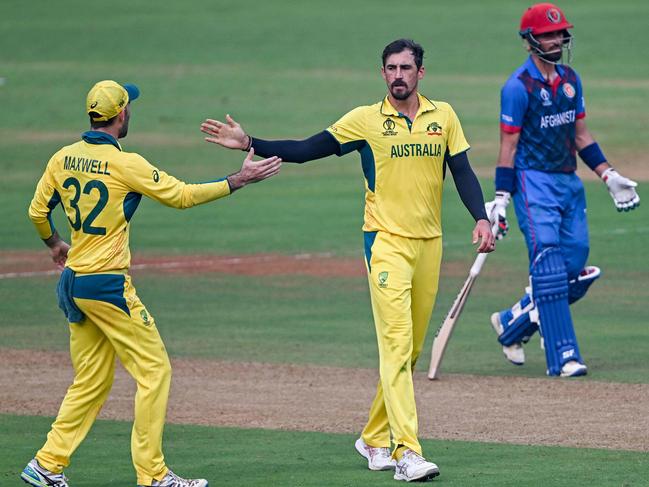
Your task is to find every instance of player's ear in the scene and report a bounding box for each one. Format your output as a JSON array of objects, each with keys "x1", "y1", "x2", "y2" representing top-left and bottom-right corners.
[
  {"x1": 118, "y1": 105, "x2": 129, "y2": 123},
  {"x1": 418, "y1": 65, "x2": 425, "y2": 80}
]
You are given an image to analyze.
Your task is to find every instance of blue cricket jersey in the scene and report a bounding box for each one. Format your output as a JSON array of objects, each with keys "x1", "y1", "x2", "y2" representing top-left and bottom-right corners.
[{"x1": 500, "y1": 56, "x2": 585, "y2": 173}]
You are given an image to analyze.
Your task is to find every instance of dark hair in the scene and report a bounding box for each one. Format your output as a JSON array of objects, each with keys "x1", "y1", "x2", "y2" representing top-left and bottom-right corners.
[
  {"x1": 382, "y1": 39, "x2": 424, "y2": 69},
  {"x1": 89, "y1": 113, "x2": 117, "y2": 129}
]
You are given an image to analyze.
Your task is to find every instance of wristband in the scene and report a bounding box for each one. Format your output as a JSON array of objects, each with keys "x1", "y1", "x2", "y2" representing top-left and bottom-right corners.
[
  {"x1": 242, "y1": 135, "x2": 253, "y2": 152},
  {"x1": 495, "y1": 166, "x2": 515, "y2": 193},
  {"x1": 578, "y1": 142, "x2": 607, "y2": 171}
]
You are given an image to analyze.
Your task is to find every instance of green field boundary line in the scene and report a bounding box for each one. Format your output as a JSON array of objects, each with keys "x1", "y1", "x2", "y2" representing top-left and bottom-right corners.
[{"x1": 3, "y1": 224, "x2": 649, "y2": 280}]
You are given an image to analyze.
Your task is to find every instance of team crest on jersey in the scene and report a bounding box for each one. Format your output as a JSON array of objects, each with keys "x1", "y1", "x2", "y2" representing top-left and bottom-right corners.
[
  {"x1": 426, "y1": 122, "x2": 442, "y2": 136},
  {"x1": 546, "y1": 8, "x2": 561, "y2": 23},
  {"x1": 382, "y1": 118, "x2": 398, "y2": 136},
  {"x1": 378, "y1": 271, "x2": 389, "y2": 288},
  {"x1": 140, "y1": 309, "x2": 151, "y2": 326},
  {"x1": 562, "y1": 82, "x2": 576, "y2": 99},
  {"x1": 540, "y1": 88, "x2": 552, "y2": 106}
]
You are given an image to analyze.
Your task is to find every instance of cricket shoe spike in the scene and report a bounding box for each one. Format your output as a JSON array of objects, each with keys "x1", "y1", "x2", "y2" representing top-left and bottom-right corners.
[
  {"x1": 491, "y1": 312, "x2": 525, "y2": 365},
  {"x1": 394, "y1": 450, "x2": 440, "y2": 482},
  {"x1": 560, "y1": 360, "x2": 588, "y2": 377},
  {"x1": 355, "y1": 438, "x2": 396, "y2": 470},
  {"x1": 138, "y1": 470, "x2": 208, "y2": 487},
  {"x1": 21, "y1": 459, "x2": 69, "y2": 487}
]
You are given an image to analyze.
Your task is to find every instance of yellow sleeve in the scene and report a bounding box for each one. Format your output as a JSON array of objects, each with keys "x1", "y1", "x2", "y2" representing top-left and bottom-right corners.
[
  {"x1": 123, "y1": 154, "x2": 231, "y2": 209},
  {"x1": 28, "y1": 158, "x2": 61, "y2": 240},
  {"x1": 445, "y1": 105, "x2": 470, "y2": 156},
  {"x1": 326, "y1": 106, "x2": 368, "y2": 155}
]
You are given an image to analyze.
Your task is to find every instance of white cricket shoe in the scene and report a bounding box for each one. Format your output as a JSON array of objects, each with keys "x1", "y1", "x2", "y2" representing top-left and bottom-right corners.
[
  {"x1": 560, "y1": 361, "x2": 588, "y2": 377},
  {"x1": 138, "y1": 470, "x2": 208, "y2": 487},
  {"x1": 21, "y1": 458, "x2": 69, "y2": 487},
  {"x1": 393, "y1": 449, "x2": 440, "y2": 482},
  {"x1": 491, "y1": 312, "x2": 525, "y2": 365},
  {"x1": 354, "y1": 437, "x2": 396, "y2": 471}
]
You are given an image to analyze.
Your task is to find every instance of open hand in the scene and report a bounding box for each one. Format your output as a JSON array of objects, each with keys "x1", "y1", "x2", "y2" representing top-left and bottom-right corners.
[
  {"x1": 227, "y1": 148, "x2": 282, "y2": 191},
  {"x1": 201, "y1": 114, "x2": 249, "y2": 150},
  {"x1": 602, "y1": 168, "x2": 640, "y2": 211}
]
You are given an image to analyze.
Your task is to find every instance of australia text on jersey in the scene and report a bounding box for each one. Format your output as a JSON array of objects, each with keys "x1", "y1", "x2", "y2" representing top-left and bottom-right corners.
[{"x1": 390, "y1": 143, "x2": 442, "y2": 158}]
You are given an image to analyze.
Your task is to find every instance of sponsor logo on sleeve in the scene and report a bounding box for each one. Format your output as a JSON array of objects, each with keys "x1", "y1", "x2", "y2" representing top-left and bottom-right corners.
[{"x1": 152, "y1": 169, "x2": 160, "y2": 183}]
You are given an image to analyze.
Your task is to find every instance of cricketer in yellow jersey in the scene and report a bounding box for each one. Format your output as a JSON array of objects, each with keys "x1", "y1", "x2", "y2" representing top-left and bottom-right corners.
[
  {"x1": 200, "y1": 39, "x2": 495, "y2": 482},
  {"x1": 21, "y1": 80, "x2": 281, "y2": 487}
]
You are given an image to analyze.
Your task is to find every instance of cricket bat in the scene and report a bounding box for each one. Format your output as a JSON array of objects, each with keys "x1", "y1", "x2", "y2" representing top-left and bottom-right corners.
[{"x1": 427, "y1": 221, "x2": 499, "y2": 380}]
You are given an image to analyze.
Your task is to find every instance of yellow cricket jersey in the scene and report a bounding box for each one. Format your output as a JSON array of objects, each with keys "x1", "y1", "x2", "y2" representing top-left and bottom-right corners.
[
  {"x1": 327, "y1": 94, "x2": 469, "y2": 239},
  {"x1": 28, "y1": 131, "x2": 231, "y2": 273}
]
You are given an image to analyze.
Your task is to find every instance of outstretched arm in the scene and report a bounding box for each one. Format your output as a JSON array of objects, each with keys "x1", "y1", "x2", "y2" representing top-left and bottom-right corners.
[
  {"x1": 201, "y1": 115, "x2": 339, "y2": 163},
  {"x1": 125, "y1": 149, "x2": 281, "y2": 209},
  {"x1": 446, "y1": 151, "x2": 495, "y2": 253}
]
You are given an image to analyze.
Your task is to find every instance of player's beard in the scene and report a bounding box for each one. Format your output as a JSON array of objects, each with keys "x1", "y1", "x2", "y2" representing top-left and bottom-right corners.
[
  {"x1": 119, "y1": 113, "x2": 130, "y2": 138},
  {"x1": 390, "y1": 81, "x2": 413, "y2": 100}
]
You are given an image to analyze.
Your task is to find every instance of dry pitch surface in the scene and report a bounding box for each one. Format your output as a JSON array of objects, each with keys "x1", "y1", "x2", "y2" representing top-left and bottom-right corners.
[{"x1": 2, "y1": 252, "x2": 647, "y2": 452}]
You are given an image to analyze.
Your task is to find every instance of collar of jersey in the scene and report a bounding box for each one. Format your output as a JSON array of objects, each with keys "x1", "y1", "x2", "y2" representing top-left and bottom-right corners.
[
  {"x1": 524, "y1": 56, "x2": 565, "y2": 83},
  {"x1": 380, "y1": 93, "x2": 437, "y2": 118},
  {"x1": 82, "y1": 130, "x2": 122, "y2": 151}
]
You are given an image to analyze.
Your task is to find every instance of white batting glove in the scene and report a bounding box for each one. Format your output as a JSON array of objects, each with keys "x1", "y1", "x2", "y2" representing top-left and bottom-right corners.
[
  {"x1": 602, "y1": 168, "x2": 640, "y2": 212},
  {"x1": 485, "y1": 191, "x2": 510, "y2": 239}
]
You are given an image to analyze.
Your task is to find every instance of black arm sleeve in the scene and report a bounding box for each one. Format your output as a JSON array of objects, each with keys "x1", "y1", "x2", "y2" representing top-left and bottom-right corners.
[
  {"x1": 250, "y1": 130, "x2": 340, "y2": 163},
  {"x1": 446, "y1": 151, "x2": 489, "y2": 222}
]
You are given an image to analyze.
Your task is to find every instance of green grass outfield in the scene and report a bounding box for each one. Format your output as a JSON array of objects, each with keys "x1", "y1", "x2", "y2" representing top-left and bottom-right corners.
[
  {"x1": 1, "y1": 1, "x2": 648, "y2": 485},
  {"x1": 2, "y1": 415, "x2": 647, "y2": 487}
]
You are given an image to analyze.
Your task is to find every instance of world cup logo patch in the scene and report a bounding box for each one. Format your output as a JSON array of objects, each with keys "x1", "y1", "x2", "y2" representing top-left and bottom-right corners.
[
  {"x1": 382, "y1": 118, "x2": 398, "y2": 136},
  {"x1": 562, "y1": 83, "x2": 576, "y2": 99}
]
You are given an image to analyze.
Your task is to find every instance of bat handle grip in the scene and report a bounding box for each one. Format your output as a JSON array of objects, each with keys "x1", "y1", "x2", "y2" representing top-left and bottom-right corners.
[{"x1": 469, "y1": 252, "x2": 488, "y2": 277}]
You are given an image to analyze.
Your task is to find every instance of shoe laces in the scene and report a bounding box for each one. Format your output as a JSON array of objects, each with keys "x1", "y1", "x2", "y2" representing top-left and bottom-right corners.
[
  {"x1": 33, "y1": 462, "x2": 69, "y2": 486},
  {"x1": 369, "y1": 445, "x2": 391, "y2": 460},
  {"x1": 403, "y1": 450, "x2": 427, "y2": 465},
  {"x1": 157, "y1": 470, "x2": 199, "y2": 487}
]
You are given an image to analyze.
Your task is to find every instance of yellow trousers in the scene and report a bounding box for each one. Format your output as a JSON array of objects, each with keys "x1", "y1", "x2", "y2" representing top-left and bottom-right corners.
[
  {"x1": 36, "y1": 273, "x2": 171, "y2": 486},
  {"x1": 361, "y1": 232, "x2": 442, "y2": 456}
]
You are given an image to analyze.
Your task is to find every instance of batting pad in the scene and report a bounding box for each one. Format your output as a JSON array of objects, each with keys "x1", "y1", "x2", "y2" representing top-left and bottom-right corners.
[
  {"x1": 497, "y1": 289, "x2": 538, "y2": 346},
  {"x1": 568, "y1": 266, "x2": 601, "y2": 304},
  {"x1": 531, "y1": 247, "x2": 583, "y2": 376}
]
